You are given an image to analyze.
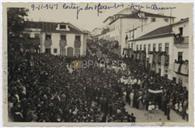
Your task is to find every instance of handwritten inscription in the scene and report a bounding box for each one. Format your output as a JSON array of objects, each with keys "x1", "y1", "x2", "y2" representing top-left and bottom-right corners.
[{"x1": 30, "y1": 3, "x2": 176, "y2": 19}]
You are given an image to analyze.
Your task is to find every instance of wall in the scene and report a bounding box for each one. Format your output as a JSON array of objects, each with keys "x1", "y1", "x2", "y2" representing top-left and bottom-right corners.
[
  {"x1": 40, "y1": 32, "x2": 86, "y2": 56},
  {"x1": 133, "y1": 36, "x2": 174, "y2": 79},
  {"x1": 134, "y1": 20, "x2": 171, "y2": 39},
  {"x1": 172, "y1": 21, "x2": 189, "y2": 37}
]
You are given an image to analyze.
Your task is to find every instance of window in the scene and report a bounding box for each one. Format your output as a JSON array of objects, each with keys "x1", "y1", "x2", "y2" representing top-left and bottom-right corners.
[
  {"x1": 148, "y1": 44, "x2": 151, "y2": 52},
  {"x1": 46, "y1": 34, "x2": 51, "y2": 40},
  {"x1": 24, "y1": 33, "x2": 30, "y2": 38},
  {"x1": 164, "y1": 18, "x2": 169, "y2": 22},
  {"x1": 75, "y1": 48, "x2": 80, "y2": 56},
  {"x1": 136, "y1": 45, "x2": 138, "y2": 50},
  {"x1": 140, "y1": 44, "x2": 142, "y2": 50},
  {"x1": 132, "y1": 31, "x2": 135, "y2": 39},
  {"x1": 45, "y1": 48, "x2": 51, "y2": 54},
  {"x1": 159, "y1": 43, "x2": 162, "y2": 52},
  {"x1": 30, "y1": 33, "x2": 35, "y2": 38},
  {"x1": 151, "y1": 18, "x2": 156, "y2": 22},
  {"x1": 128, "y1": 44, "x2": 130, "y2": 48},
  {"x1": 125, "y1": 35, "x2": 128, "y2": 40},
  {"x1": 178, "y1": 52, "x2": 183, "y2": 62},
  {"x1": 60, "y1": 35, "x2": 66, "y2": 40},
  {"x1": 131, "y1": 43, "x2": 133, "y2": 49},
  {"x1": 144, "y1": 44, "x2": 146, "y2": 51},
  {"x1": 35, "y1": 33, "x2": 39, "y2": 38},
  {"x1": 165, "y1": 43, "x2": 169, "y2": 54},
  {"x1": 53, "y1": 48, "x2": 57, "y2": 53},
  {"x1": 75, "y1": 35, "x2": 81, "y2": 41},
  {"x1": 179, "y1": 27, "x2": 183, "y2": 35},
  {"x1": 153, "y1": 44, "x2": 156, "y2": 51},
  {"x1": 60, "y1": 24, "x2": 66, "y2": 29}
]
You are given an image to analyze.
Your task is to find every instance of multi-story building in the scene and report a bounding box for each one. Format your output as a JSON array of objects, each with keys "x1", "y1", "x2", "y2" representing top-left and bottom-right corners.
[
  {"x1": 128, "y1": 18, "x2": 189, "y2": 89},
  {"x1": 98, "y1": 8, "x2": 175, "y2": 55},
  {"x1": 23, "y1": 21, "x2": 88, "y2": 57}
]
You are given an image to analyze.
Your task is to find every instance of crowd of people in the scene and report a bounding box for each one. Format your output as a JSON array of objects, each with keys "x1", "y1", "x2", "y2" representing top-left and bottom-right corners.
[
  {"x1": 119, "y1": 59, "x2": 188, "y2": 121},
  {"x1": 8, "y1": 40, "x2": 188, "y2": 122},
  {"x1": 8, "y1": 42, "x2": 136, "y2": 122}
]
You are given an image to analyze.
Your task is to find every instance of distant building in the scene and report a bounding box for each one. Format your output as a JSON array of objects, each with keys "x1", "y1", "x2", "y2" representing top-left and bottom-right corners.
[
  {"x1": 23, "y1": 21, "x2": 88, "y2": 57},
  {"x1": 91, "y1": 27, "x2": 104, "y2": 37},
  {"x1": 98, "y1": 8, "x2": 175, "y2": 55},
  {"x1": 128, "y1": 18, "x2": 189, "y2": 89}
]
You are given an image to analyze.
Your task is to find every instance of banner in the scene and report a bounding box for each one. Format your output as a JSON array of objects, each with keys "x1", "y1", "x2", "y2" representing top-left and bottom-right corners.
[
  {"x1": 148, "y1": 89, "x2": 163, "y2": 94},
  {"x1": 174, "y1": 62, "x2": 180, "y2": 72},
  {"x1": 180, "y1": 62, "x2": 189, "y2": 75}
]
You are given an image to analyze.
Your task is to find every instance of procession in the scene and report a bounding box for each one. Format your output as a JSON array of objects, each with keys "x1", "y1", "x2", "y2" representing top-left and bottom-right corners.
[
  {"x1": 6, "y1": 3, "x2": 191, "y2": 124},
  {"x1": 8, "y1": 39, "x2": 188, "y2": 122}
]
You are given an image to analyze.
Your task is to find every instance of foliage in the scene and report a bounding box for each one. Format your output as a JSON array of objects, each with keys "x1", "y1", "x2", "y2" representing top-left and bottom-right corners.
[{"x1": 8, "y1": 8, "x2": 28, "y2": 38}]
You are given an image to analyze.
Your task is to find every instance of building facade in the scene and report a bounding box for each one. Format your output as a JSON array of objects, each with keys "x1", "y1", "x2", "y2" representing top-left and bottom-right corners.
[
  {"x1": 127, "y1": 18, "x2": 189, "y2": 89},
  {"x1": 98, "y1": 8, "x2": 174, "y2": 55},
  {"x1": 24, "y1": 21, "x2": 88, "y2": 57}
]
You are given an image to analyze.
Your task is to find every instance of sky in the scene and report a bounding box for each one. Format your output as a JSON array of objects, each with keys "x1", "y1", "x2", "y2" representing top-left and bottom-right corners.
[{"x1": 24, "y1": 2, "x2": 193, "y2": 31}]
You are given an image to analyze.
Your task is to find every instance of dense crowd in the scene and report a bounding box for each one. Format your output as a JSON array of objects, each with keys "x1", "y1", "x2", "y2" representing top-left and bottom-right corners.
[
  {"x1": 8, "y1": 43, "x2": 136, "y2": 122},
  {"x1": 8, "y1": 40, "x2": 188, "y2": 122},
  {"x1": 120, "y1": 59, "x2": 188, "y2": 121}
]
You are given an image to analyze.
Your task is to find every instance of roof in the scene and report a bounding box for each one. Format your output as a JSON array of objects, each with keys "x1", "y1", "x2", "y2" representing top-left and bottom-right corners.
[
  {"x1": 24, "y1": 21, "x2": 84, "y2": 34},
  {"x1": 171, "y1": 18, "x2": 189, "y2": 26},
  {"x1": 138, "y1": 10, "x2": 175, "y2": 18},
  {"x1": 131, "y1": 18, "x2": 189, "y2": 41},
  {"x1": 132, "y1": 25, "x2": 173, "y2": 41},
  {"x1": 104, "y1": 9, "x2": 175, "y2": 25}
]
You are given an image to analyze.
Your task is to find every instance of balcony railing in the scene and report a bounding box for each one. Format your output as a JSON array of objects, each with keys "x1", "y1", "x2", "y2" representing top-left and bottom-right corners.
[{"x1": 174, "y1": 35, "x2": 189, "y2": 44}]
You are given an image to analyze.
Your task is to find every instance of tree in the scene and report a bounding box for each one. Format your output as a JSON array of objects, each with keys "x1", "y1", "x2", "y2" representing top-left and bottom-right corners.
[
  {"x1": 8, "y1": 8, "x2": 28, "y2": 37},
  {"x1": 7, "y1": 8, "x2": 29, "y2": 51}
]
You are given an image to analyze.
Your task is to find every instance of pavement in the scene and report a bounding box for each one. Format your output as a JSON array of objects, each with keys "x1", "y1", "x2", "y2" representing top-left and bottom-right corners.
[{"x1": 124, "y1": 104, "x2": 187, "y2": 122}]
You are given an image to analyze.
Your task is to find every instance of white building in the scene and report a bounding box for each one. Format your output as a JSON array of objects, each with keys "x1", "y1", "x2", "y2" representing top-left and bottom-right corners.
[
  {"x1": 128, "y1": 18, "x2": 189, "y2": 89},
  {"x1": 98, "y1": 8, "x2": 175, "y2": 55},
  {"x1": 91, "y1": 27, "x2": 104, "y2": 37},
  {"x1": 24, "y1": 21, "x2": 88, "y2": 57}
]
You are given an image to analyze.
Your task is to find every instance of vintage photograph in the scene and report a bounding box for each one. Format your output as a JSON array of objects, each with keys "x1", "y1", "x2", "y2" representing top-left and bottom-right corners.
[{"x1": 2, "y1": 2, "x2": 194, "y2": 126}]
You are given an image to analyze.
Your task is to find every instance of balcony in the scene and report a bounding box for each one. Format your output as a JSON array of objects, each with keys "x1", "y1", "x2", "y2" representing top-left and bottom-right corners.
[{"x1": 174, "y1": 35, "x2": 189, "y2": 44}]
